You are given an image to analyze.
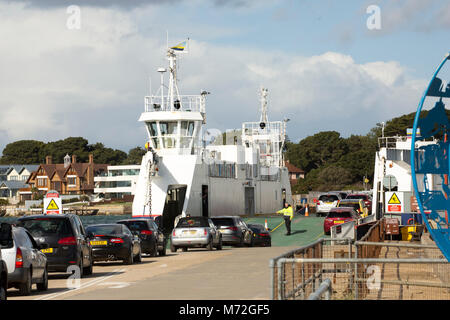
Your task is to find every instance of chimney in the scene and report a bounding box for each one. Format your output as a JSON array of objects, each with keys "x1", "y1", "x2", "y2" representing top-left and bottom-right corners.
[
  {"x1": 45, "y1": 156, "x2": 52, "y2": 165},
  {"x1": 89, "y1": 154, "x2": 94, "y2": 164},
  {"x1": 72, "y1": 155, "x2": 77, "y2": 164}
]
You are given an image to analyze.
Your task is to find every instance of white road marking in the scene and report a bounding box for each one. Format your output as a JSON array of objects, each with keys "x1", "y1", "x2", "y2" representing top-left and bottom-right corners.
[
  {"x1": 34, "y1": 268, "x2": 127, "y2": 300},
  {"x1": 97, "y1": 281, "x2": 131, "y2": 289}
]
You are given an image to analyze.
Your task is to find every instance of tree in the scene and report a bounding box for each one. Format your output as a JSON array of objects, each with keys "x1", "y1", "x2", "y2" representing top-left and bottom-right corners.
[
  {"x1": 124, "y1": 147, "x2": 146, "y2": 165},
  {"x1": 317, "y1": 165, "x2": 354, "y2": 190},
  {"x1": 0, "y1": 140, "x2": 45, "y2": 164}
]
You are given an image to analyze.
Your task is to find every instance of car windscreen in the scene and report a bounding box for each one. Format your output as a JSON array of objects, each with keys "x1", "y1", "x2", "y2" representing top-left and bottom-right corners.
[
  {"x1": 176, "y1": 218, "x2": 209, "y2": 228},
  {"x1": 327, "y1": 211, "x2": 353, "y2": 218},
  {"x1": 20, "y1": 218, "x2": 73, "y2": 237},
  {"x1": 86, "y1": 225, "x2": 123, "y2": 236},
  {"x1": 319, "y1": 195, "x2": 339, "y2": 202},
  {"x1": 117, "y1": 221, "x2": 148, "y2": 232},
  {"x1": 210, "y1": 218, "x2": 234, "y2": 227}
]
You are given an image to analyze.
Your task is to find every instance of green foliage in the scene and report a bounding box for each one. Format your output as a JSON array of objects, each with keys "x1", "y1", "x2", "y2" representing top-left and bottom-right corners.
[
  {"x1": 0, "y1": 199, "x2": 9, "y2": 206},
  {"x1": 0, "y1": 140, "x2": 45, "y2": 164},
  {"x1": 123, "y1": 147, "x2": 146, "y2": 165}
]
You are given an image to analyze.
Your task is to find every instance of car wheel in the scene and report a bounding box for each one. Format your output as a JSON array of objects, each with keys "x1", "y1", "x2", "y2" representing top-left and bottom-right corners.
[
  {"x1": 135, "y1": 247, "x2": 142, "y2": 263},
  {"x1": 206, "y1": 239, "x2": 213, "y2": 251},
  {"x1": 18, "y1": 269, "x2": 32, "y2": 296},
  {"x1": 0, "y1": 285, "x2": 6, "y2": 301},
  {"x1": 83, "y1": 255, "x2": 93, "y2": 276},
  {"x1": 170, "y1": 242, "x2": 177, "y2": 253},
  {"x1": 158, "y1": 241, "x2": 167, "y2": 256},
  {"x1": 37, "y1": 265, "x2": 48, "y2": 291},
  {"x1": 123, "y1": 248, "x2": 134, "y2": 265},
  {"x1": 216, "y1": 237, "x2": 223, "y2": 250},
  {"x1": 182, "y1": 247, "x2": 188, "y2": 252},
  {"x1": 150, "y1": 240, "x2": 157, "y2": 257}
]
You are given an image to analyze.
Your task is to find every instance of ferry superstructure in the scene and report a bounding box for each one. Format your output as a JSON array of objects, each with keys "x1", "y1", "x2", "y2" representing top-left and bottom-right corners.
[{"x1": 132, "y1": 43, "x2": 292, "y2": 231}]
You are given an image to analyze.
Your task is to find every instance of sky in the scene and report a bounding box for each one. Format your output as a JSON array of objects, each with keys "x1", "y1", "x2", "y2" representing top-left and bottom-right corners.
[{"x1": 0, "y1": 0, "x2": 449, "y2": 155}]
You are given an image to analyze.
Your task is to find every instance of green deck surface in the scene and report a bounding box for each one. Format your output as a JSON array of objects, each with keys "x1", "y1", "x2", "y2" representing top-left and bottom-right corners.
[{"x1": 244, "y1": 215, "x2": 326, "y2": 247}]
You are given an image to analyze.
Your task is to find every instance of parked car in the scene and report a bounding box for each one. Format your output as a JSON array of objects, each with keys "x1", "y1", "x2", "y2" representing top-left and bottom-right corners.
[
  {"x1": 0, "y1": 224, "x2": 48, "y2": 295},
  {"x1": 0, "y1": 223, "x2": 12, "y2": 300},
  {"x1": 346, "y1": 193, "x2": 372, "y2": 213},
  {"x1": 323, "y1": 207, "x2": 360, "y2": 235},
  {"x1": 116, "y1": 218, "x2": 167, "y2": 257},
  {"x1": 210, "y1": 216, "x2": 252, "y2": 247},
  {"x1": 18, "y1": 214, "x2": 93, "y2": 277},
  {"x1": 170, "y1": 216, "x2": 222, "y2": 252},
  {"x1": 247, "y1": 224, "x2": 271, "y2": 247},
  {"x1": 85, "y1": 224, "x2": 142, "y2": 265},
  {"x1": 337, "y1": 199, "x2": 369, "y2": 218},
  {"x1": 316, "y1": 193, "x2": 343, "y2": 217}
]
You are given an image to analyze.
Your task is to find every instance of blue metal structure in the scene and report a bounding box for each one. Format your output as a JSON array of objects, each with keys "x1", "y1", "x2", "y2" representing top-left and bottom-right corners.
[{"x1": 411, "y1": 53, "x2": 450, "y2": 261}]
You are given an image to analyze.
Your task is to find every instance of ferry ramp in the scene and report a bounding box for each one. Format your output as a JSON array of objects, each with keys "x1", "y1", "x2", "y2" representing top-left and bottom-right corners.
[{"x1": 244, "y1": 215, "x2": 326, "y2": 247}]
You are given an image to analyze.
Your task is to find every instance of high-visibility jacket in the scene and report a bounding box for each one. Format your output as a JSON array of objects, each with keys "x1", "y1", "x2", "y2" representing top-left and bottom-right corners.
[{"x1": 277, "y1": 206, "x2": 294, "y2": 220}]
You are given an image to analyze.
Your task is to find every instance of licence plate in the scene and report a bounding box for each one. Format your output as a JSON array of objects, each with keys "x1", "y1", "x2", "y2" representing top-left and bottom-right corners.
[
  {"x1": 334, "y1": 220, "x2": 345, "y2": 224},
  {"x1": 90, "y1": 240, "x2": 107, "y2": 246},
  {"x1": 41, "y1": 248, "x2": 53, "y2": 253}
]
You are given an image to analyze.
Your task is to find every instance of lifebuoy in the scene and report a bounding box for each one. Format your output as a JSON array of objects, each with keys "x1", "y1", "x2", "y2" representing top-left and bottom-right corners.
[{"x1": 407, "y1": 218, "x2": 415, "y2": 225}]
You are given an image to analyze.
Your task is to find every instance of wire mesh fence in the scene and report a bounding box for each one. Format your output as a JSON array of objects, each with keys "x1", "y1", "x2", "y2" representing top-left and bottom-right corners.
[{"x1": 270, "y1": 218, "x2": 450, "y2": 300}]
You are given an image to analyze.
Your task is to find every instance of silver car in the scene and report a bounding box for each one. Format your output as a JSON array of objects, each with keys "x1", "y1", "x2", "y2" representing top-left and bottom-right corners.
[
  {"x1": 170, "y1": 217, "x2": 222, "y2": 252},
  {"x1": 210, "y1": 216, "x2": 253, "y2": 247}
]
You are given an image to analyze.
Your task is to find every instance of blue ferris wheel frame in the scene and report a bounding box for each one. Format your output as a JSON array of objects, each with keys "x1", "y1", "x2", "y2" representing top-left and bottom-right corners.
[{"x1": 411, "y1": 53, "x2": 450, "y2": 261}]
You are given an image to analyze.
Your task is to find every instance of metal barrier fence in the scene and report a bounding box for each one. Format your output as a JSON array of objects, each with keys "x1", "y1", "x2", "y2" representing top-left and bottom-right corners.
[{"x1": 269, "y1": 238, "x2": 353, "y2": 300}]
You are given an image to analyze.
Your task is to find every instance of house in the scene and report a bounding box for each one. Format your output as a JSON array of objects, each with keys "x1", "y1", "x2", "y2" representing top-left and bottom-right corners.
[
  {"x1": 284, "y1": 160, "x2": 305, "y2": 187},
  {"x1": 22, "y1": 154, "x2": 108, "y2": 200},
  {"x1": 0, "y1": 165, "x2": 39, "y2": 203}
]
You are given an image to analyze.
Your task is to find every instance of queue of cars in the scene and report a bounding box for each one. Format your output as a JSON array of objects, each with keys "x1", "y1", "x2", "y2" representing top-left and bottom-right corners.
[
  {"x1": 317, "y1": 192, "x2": 373, "y2": 235},
  {"x1": 0, "y1": 213, "x2": 271, "y2": 299}
]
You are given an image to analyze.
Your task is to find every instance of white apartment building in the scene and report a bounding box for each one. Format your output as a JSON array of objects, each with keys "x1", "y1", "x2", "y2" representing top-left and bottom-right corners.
[{"x1": 94, "y1": 165, "x2": 140, "y2": 200}]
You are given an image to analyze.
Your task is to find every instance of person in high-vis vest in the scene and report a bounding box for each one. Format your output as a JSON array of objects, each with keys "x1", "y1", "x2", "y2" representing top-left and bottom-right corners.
[{"x1": 277, "y1": 203, "x2": 294, "y2": 235}]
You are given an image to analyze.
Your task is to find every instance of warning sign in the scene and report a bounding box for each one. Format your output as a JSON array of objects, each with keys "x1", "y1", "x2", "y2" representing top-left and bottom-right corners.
[
  {"x1": 388, "y1": 193, "x2": 401, "y2": 204},
  {"x1": 46, "y1": 199, "x2": 59, "y2": 210},
  {"x1": 44, "y1": 190, "x2": 62, "y2": 215}
]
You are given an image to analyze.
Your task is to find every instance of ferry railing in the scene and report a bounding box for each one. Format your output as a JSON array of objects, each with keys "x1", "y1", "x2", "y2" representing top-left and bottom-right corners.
[{"x1": 145, "y1": 95, "x2": 205, "y2": 113}]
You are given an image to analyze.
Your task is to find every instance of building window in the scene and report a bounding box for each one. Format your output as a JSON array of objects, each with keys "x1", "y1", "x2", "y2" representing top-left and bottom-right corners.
[
  {"x1": 37, "y1": 178, "x2": 47, "y2": 187},
  {"x1": 68, "y1": 177, "x2": 77, "y2": 186}
]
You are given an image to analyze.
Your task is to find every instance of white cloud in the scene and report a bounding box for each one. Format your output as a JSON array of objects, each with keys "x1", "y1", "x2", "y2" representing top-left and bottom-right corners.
[{"x1": 0, "y1": 2, "x2": 427, "y2": 157}]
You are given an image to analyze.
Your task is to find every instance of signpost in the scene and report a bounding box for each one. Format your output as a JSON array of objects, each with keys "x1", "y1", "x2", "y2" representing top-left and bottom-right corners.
[{"x1": 44, "y1": 190, "x2": 62, "y2": 215}]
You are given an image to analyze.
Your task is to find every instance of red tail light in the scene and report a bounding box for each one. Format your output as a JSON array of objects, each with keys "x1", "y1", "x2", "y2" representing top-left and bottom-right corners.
[
  {"x1": 58, "y1": 236, "x2": 77, "y2": 245},
  {"x1": 16, "y1": 247, "x2": 23, "y2": 268},
  {"x1": 258, "y1": 233, "x2": 269, "y2": 237},
  {"x1": 110, "y1": 238, "x2": 124, "y2": 243},
  {"x1": 172, "y1": 230, "x2": 176, "y2": 236},
  {"x1": 140, "y1": 230, "x2": 153, "y2": 235},
  {"x1": 227, "y1": 226, "x2": 238, "y2": 231},
  {"x1": 204, "y1": 229, "x2": 208, "y2": 236}
]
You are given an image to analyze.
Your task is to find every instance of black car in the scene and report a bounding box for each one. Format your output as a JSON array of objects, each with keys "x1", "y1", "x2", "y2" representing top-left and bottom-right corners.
[
  {"x1": 18, "y1": 214, "x2": 93, "y2": 277},
  {"x1": 85, "y1": 224, "x2": 142, "y2": 265},
  {"x1": 247, "y1": 224, "x2": 271, "y2": 247},
  {"x1": 210, "y1": 216, "x2": 252, "y2": 247},
  {"x1": 116, "y1": 219, "x2": 167, "y2": 257}
]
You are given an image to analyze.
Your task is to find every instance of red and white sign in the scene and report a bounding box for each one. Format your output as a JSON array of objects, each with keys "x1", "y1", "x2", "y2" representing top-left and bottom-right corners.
[
  {"x1": 44, "y1": 190, "x2": 62, "y2": 215},
  {"x1": 387, "y1": 204, "x2": 402, "y2": 212}
]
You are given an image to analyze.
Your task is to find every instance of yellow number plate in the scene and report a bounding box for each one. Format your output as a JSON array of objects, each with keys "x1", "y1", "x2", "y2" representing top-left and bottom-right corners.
[
  {"x1": 334, "y1": 220, "x2": 345, "y2": 224},
  {"x1": 90, "y1": 240, "x2": 107, "y2": 246},
  {"x1": 41, "y1": 248, "x2": 53, "y2": 253}
]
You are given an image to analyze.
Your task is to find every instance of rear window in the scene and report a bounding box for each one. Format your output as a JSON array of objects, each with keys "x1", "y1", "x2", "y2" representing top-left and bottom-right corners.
[
  {"x1": 176, "y1": 217, "x2": 209, "y2": 228},
  {"x1": 248, "y1": 225, "x2": 264, "y2": 232},
  {"x1": 338, "y1": 202, "x2": 360, "y2": 210},
  {"x1": 327, "y1": 211, "x2": 353, "y2": 218},
  {"x1": 347, "y1": 195, "x2": 368, "y2": 200},
  {"x1": 210, "y1": 218, "x2": 234, "y2": 227},
  {"x1": 20, "y1": 218, "x2": 73, "y2": 237},
  {"x1": 117, "y1": 221, "x2": 148, "y2": 232},
  {"x1": 86, "y1": 225, "x2": 123, "y2": 235},
  {"x1": 319, "y1": 195, "x2": 339, "y2": 202}
]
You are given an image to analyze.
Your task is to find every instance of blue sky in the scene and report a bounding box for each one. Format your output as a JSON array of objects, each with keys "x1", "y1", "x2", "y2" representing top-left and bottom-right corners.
[{"x1": 0, "y1": 0, "x2": 449, "y2": 155}]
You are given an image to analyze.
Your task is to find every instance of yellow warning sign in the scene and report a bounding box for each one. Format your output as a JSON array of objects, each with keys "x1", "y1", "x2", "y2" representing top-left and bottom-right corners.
[
  {"x1": 388, "y1": 193, "x2": 401, "y2": 204},
  {"x1": 46, "y1": 199, "x2": 59, "y2": 210}
]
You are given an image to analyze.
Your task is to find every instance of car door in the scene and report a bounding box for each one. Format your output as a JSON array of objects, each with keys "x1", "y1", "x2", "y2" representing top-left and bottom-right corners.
[
  {"x1": 24, "y1": 230, "x2": 46, "y2": 279},
  {"x1": 72, "y1": 216, "x2": 90, "y2": 267},
  {"x1": 16, "y1": 228, "x2": 41, "y2": 281},
  {"x1": 237, "y1": 218, "x2": 251, "y2": 244},
  {"x1": 208, "y1": 219, "x2": 218, "y2": 244},
  {"x1": 123, "y1": 226, "x2": 138, "y2": 255},
  {"x1": 151, "y1": 220, "x2": 164, "y2": 247}
]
